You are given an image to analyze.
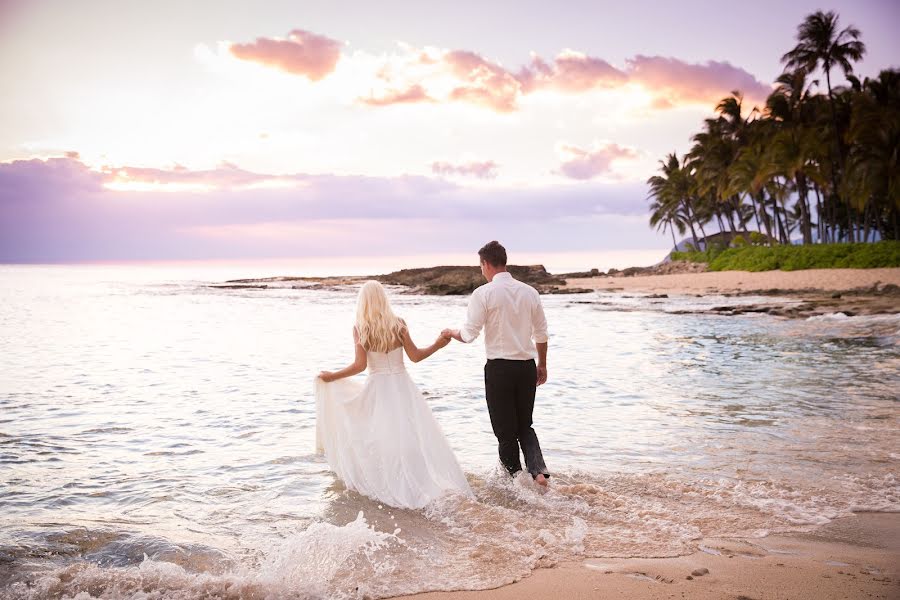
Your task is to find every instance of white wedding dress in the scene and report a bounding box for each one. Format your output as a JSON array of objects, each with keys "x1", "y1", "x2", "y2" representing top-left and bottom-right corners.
[{"x1": 315, "y1": 347, "x2": 472, "y2": 509}]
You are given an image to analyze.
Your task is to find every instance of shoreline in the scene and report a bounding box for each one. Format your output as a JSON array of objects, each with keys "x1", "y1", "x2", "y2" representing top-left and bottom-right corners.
[
  {"x1": 213, "y1": 267, "x2": 900, "y2": 318},
  {"x1": 563, "y1": 267, "x2": 900, "y2": 295},
  {"x1": 400, "y1": 512, "x2": 899, "y2": 600},
  {"x1": 564, "y1": 268, "x2": 900, "y2": 318}
]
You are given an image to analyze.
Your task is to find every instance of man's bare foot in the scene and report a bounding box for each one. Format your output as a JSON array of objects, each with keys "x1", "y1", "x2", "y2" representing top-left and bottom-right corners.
[{"x1": 535, "y1": 474, "x2": 548, "y2": 487}]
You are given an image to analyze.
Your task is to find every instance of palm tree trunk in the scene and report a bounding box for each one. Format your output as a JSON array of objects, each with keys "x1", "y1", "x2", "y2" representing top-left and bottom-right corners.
[
  {"x1": 825, "y1": 68, "x2": 845, "y2": 209},
  {"x1": 682, "y1": 201, "x2": 699, "y2": 249},
  {"x1": 795, "y1": 174, "x2": 813, "y2": 244},
  {"x1": 757, "y1": 191, "x2": 774, "y2": 244},
  {"x1": 813, "y1": 183, "x2": 829, "y2": 243},
  {"x1": 772, "y1": 197, "x2": 787, "y2": 244},
  {"x1": 813, "y1": 185, "x2": 825, "y2": 243},
  {"x1": 893, "y1": 205, "x2": 899, "y2": 241},
  {"x1": 746, "y1": 193, "x2": 762, "y2": 233},
  {"x1": 715, "y1": 212, "x2": 726, "y2": 233},
  {"x1": 863, "y1": 200, "x2": 872, "y2": 243}
]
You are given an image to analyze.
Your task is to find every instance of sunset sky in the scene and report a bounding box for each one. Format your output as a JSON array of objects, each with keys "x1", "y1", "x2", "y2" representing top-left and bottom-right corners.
[{"x1": 1, "y1": 0, "x2": 897, "y2": 267}]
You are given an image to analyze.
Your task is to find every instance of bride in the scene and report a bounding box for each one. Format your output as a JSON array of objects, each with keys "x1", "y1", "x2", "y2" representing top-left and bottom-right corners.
[{"x1": 315, "y1": 281, "x2": 472, "y2": 509}]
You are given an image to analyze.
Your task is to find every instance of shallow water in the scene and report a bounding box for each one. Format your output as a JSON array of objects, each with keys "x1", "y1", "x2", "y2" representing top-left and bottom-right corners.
[{"x1": 1, "y1": 265, "x2": 898, "y2": 599}]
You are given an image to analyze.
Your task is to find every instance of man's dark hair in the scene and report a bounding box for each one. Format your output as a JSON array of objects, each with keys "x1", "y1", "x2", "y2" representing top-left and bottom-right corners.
[{"x1": 478, "y1": 240, "x2": 507, "y2": 267}]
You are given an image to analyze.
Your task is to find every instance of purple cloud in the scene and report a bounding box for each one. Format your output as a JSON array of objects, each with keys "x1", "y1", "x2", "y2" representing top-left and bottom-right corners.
[
  {"x1": 0, "y1": 157, "x2": 653, "y2": 262},
  {"x1": 430, "y1": 160, "x2": 498, "y2": 179},
  {"x1": 556, "y1": 143, "x2": 639, "y2": 180}
]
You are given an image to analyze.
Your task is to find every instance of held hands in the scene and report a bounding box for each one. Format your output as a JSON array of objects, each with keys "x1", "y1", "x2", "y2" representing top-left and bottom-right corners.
[
  {"x1": 441, "y1": 328, "x2": 462, "y2": 342},
  {"x1": 434, "y1": 331, "x2": 452, "y2": 349}
]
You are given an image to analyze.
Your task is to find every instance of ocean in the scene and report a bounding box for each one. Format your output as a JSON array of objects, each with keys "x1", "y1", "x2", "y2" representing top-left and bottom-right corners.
[{"x1": 1, "y1": 264, "x2": 897, "y2": 599}]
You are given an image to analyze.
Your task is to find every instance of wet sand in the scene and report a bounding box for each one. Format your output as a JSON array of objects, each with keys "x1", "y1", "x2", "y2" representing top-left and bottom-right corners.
[{"x1": 401, "y1": 512, "x2": 899, "y2": 600}]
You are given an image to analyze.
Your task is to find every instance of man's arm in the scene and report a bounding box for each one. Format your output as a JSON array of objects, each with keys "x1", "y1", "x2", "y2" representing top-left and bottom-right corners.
[
  {"x1": 446, "y1": 291, "x2": 486, "y2": 344},
  {"x1": 533, "y1": 295, "x2": 549, "y2": 385},
  {"x1": 535, "y1": 342, "x2": 547, "y2": 385}
]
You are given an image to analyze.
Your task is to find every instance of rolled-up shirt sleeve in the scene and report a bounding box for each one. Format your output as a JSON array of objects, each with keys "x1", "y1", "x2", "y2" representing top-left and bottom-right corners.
[
  {"x1": 531, "y1": 295, "x2": 549, "y2": 343},
  {"x1": 459, "y1": 290, "x2": 486, "y2": 343}
]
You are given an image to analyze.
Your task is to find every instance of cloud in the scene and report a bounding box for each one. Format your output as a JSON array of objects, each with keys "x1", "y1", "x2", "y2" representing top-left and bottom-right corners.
[
  {"x1": 556, "y1": 142, "x2": 639, "y2": 180},
  {"x1": 222, "y1": 28, "x2": 771, "y2": 113},
  {"x1": 0, "y1": 156, "x2": 655, "y2": 262},
  {"x1": 625, "y1": 55, "x2": 772, "y2": 108},
  {"x1": 358, "y1": 84, "x2": 435, "y2": 106},
  {"x1": 443, "y1": 50, "x2": 523, "y2": 113},
  {"x1": 431, "y1": 160, "x2": 498, "y2": 179},
  {"x1": 519, "y1": 51, "x2": 627, "y2": 93},
  {"x1": 229, "y1": 29, "x2": 342, "y2": 81},
  {"x1": 101, "y1": 163, "x2": 308, "y2": 192}
]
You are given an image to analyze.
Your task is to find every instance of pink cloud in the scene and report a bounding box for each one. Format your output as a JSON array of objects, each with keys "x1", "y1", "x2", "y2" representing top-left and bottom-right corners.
[
  {"x1": 229, "y1": 29, "x2": 341, "y2": 81},
  {"x1": 519, "y1": 52, "x2": 627, "y2": 93},
  {"x1": 431, "y1": 160, "x2": 499, "y2": 179},
  {"x1": 102, "y1": 163, "x2": 308, "y2": 190},
  {"x1": 625, "y1": 55, "x2": 772, "y2": 108},
  {"x1": 557, "y1": 143, "x2": 638, "y2": 180},
  {"x1": 444, "y1": 50, "x2": 523, "y2": 113},
  {"x1": 358, "y1": 84, "x2": 435, "y2": 107}
]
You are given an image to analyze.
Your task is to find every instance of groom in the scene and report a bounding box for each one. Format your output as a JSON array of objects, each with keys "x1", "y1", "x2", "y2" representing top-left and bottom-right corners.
[{"x1": 443, "y1": 241, "x2": 550, "y2": 486}]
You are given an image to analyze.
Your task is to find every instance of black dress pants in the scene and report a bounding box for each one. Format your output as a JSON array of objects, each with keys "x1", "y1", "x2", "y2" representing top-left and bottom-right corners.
[{"x1": 484, "y1": 358, "x2": 549, "y2": 477}]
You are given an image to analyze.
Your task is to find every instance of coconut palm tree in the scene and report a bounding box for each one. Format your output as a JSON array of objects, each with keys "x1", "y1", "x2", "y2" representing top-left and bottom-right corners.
[
  {"x1": 782, "y1": 10, "x2": 866, "y2": 214},
  {"x1": 765, "y1": 69, "x2": 820, "y2": 243},
  {"x1": 647, "y1": 153, "x2": 703, "y2": 249},
  {"x1": 843, "y1": 69, "x2": 900, "y2": 240}
]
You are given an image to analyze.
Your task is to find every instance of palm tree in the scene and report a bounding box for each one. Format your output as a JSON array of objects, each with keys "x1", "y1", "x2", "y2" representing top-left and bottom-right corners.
[
  {"x1": 647, "y1": 153, "x2": 703, "y2": 249},
  {"x1": 649, "y1": 195, "x2": 687, "y2": 250},
  {"x1": 782, "y1": 10, "x2": 866, "y2": 218},
  {"x1": 728, "y1": 119, "x2": 776, "y2": 243},
  {"x1": 689, "y1": 91, "x2": 753, "y2": 236},
  {"x1": 843, "y1": 69, "x2": 900, "y2": 240}
]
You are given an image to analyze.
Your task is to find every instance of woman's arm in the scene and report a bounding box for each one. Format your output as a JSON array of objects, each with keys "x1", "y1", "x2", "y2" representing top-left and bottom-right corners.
[
  {"x1": 318, "y1": 328, "x2": 368, "y2": 382},
  {"x1": 400, "y1": 320, "x2": 450, "y2": 363}
]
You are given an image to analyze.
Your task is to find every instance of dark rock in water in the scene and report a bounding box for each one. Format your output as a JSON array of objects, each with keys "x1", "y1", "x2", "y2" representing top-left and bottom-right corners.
[
  {"x1": 547, "y1": 287, "x2": 593, "y2": 294},
  {"x1": 209, "y1": 284, "x2": 268, "y2": 290},
  {"x1": 375, "y1": 265, "x2": 566, "y2": 295},
  {"x1": 691, "y1": 568, "x2": 709, "y2": 577},
  {"x1": 559, "y1": 268, "x2": 602, "y2": 278}
]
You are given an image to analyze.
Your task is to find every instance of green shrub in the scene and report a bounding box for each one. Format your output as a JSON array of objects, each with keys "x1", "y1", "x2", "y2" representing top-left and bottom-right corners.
[
  {"x1": 704, "y1": 241, "x2": 900, "y2": 271},
  {"x1": 732, "y1": 234, "x2": 747, "y2": 247},
  {"x1": 748, "y1": 231, "x2": 767, "y2": 246}
]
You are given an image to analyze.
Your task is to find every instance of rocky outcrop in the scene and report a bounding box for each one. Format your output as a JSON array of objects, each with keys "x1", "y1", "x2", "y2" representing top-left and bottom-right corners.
[
  {"x1": 375, "y1": 264, "x2": 574, "y2": 295},
  {"x1": 212, "y1": 264, "x2": 593, "y2": 295},
  {"x1": 605, "y1": 261, "x2": 708, "y2": 277}
]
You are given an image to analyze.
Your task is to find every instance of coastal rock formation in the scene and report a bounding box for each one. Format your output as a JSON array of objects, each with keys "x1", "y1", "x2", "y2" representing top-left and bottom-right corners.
[
  {"x1": 375, "y1": 264, "x2": 575, "y2": 295},
  {"x1": 211, "y1": 264, "x2": 593, "y2": 295},
  {"x1": 605, "y1": 261, "x2": 708, "y2": 277}
]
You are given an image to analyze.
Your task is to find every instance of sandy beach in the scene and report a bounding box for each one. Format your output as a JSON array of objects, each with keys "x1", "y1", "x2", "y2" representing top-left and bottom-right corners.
[
  {"x1": 564, "y1": 268, "x2": 900, "y2": 318},
  {"x1": 402, "y1": 512, "x2": 899, "y2": 600},
  {"x1": 564, "y1": 267, "x2": 900, "y2": 295}
]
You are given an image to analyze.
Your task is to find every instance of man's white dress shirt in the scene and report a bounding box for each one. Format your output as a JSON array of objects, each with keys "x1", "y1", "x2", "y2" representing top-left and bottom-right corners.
[{"x1": 459, "y1": 272, "x2": 549, "y2": 360}]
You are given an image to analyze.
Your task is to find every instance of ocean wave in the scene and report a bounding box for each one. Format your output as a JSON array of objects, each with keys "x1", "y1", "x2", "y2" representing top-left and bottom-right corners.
[{"x1": 4, "y1": 467, "x2": 897, "y2": 600}]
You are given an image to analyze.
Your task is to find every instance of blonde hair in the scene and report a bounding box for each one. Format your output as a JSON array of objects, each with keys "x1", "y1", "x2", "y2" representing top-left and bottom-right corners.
[{"x1": 355, "y1": 281, "x2": 405, "y2": 352}]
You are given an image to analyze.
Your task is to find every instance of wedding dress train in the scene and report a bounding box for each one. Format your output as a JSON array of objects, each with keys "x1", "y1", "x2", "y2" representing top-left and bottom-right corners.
[{"x1": 315, "y1": 347, "x2": 472, "y2": 509}]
